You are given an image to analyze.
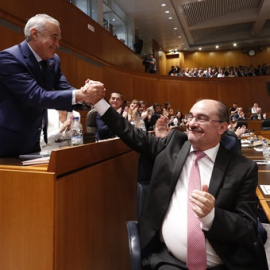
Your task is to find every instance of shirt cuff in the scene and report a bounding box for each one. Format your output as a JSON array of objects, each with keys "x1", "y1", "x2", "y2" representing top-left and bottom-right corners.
[
  {"x1": 200, "y1": 207, "x2": 215, "y2": 231},
  {"x1": 72, "y1": 90, "x2": 76, "y2": 105},
  {"x1": 94, "y1": 99, "x2": 110, "y2": 116}
]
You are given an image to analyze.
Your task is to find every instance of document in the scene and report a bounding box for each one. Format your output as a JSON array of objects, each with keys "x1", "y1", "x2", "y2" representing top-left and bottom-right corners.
[
  {"x1": 22, "y1": 156, "x2": 50, "y2": 166},
  {"x1": 255, "y1": 160, "x2": 270, "y2": 165},
  {"x1": 260, "y1": 185, "x2": 270, "y2": 195}
]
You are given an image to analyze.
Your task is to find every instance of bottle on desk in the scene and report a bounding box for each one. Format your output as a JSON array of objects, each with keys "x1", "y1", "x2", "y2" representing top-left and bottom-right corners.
[
  {"x1": 262, "y1": 139, "x2": 270, "y2": 161},
  {"x1": 70, "y1": 117, "x2": 84, "y2": 146}
]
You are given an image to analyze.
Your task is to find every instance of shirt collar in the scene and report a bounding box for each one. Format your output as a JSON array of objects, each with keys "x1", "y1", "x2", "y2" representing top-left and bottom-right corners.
[
  {"x1": 190, "y1": 143, "x2": 220, "y2": 163},
  {"x1": 27, "y1": 42, "x2": 42, "y2": 62}
]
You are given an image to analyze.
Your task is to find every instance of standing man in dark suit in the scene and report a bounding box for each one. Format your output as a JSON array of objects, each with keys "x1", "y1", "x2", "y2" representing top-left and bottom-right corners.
[
  {"x1": 0, "y1": 14, "x2": 105, "y2": 157},
  {"x1": 93, "y1": 97, "x2": 268, "y2": 269}
]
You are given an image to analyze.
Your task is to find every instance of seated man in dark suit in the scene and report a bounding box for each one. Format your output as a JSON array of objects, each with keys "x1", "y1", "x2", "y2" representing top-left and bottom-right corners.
[
  {"x1": 96, "y1": 91, "x2": 123, "y2": 140},
  {"x1": 93, "y1": 97, "x2": 268, "y2": 270}
]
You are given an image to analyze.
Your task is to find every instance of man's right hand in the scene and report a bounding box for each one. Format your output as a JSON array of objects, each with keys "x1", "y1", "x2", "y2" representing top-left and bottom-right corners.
[
  {"x1": 154, "y1": 115, "x2": 169, "y2": 138},
  {"x1": 75, "y1": 80, "x2": 106, "y2": 104}
]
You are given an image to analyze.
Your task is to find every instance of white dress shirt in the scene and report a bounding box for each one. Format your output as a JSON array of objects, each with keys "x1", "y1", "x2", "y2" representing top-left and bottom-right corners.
[{"x1": 161, "y1": 145, "x2": 223, "y2": 266}]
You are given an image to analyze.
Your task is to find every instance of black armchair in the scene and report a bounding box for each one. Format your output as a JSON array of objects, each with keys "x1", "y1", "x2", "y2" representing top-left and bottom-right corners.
[
  {"x1": 126, "y1": 181, "x2": 149, "y2": 270},
  {"x1": 262, "y1": 119, "x2": 270, "y2": 130}
]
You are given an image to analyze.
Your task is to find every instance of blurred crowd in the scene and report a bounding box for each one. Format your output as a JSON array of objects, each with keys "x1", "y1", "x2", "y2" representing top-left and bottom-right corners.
[{"x1": 168, "y1": 64, "x2": 270, "y2": 77}]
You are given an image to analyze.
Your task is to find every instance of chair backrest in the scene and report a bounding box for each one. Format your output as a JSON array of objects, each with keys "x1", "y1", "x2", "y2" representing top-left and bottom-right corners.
[
  {"x1": 221, "y1": 130, "x2": 241, "y2": 154},
  {"x1": 85, "y1": 109, "x2": 97, "y2": 136},
  {"x1": 136, "y1": 154, "x2": 153, "y2": 223},
  {"x1": 137, "y1": 182, "x2": 149, "y2": 223},
  {"x1": 262, "y1": 119, "x2": 270, "y2": 130},
  {"x1": 235, "y1": 121, "x2": 248, "y2": 130}
]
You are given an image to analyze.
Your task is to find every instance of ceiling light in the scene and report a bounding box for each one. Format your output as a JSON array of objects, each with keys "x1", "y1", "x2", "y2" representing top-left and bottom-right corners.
[
  {"x1": 216, "y1": 45, "x2": 219, "y2": 49},
  {"x1": 174, "y1": 27, "x2": 177, "y2": 30},
  {"x1": 233, "y1": 43, "x2": 237, "y2": 47},
  {"x1": 161, "y1": 3, "x2": 166, "y2": 7},
  {"x1": 165, "y1": 10, "x2": 169, "y2": 14},
  {"x1": 178, "y1": 36, "x2": 181, "y2": 38},
  {"x1": 168, "y1": 17, "x2": 173, "y2": 20},
  {"x1": 199, "y1": 47, "x2": 202, "y2": 50}
]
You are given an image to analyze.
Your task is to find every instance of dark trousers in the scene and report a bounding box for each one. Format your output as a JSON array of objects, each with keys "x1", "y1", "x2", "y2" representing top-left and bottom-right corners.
[{"x1": 142, "y1": 244, "x2": 228, "y2": 270}]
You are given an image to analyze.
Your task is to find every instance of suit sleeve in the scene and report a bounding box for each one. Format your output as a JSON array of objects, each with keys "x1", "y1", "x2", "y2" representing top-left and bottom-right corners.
[
  {"x1": 101, "y1": 107, "x2": 169, "y2": 159},
  {"x1": 205, "y1": 159, "x2": 259, "y2": 245},
  {"x1": 0, "y1": 50, "x2": 73, "y2": 111}
]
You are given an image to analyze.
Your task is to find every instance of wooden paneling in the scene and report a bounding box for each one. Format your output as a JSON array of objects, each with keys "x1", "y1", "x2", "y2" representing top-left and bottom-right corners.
[
  {"x1": 0, "y1": 1, "x2": 143, "y2": 72},
  {"x1": 54, "y1": 151, "x2": 137, "y2": 270},
  {"x1": 0, "y1": 171, "x2": 54, "y2": 270},
  {"x1": 183, "y1": 49, "x2": 270, "y2": 69},
  {"x1": 1, "y1": 8, "x2": 270, "y2": 116},
  {"x1": 0, "y1": 141, "x2": 138, "y2": 270}
]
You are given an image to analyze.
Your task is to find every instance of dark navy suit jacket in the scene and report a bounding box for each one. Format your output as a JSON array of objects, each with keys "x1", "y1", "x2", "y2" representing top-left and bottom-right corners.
[{"x1": 0, "y1": 40, "x2": 75, "y2": 157}]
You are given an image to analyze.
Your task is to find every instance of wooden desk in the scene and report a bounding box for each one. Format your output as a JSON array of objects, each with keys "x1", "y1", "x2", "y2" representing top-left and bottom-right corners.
[
  {"x1": 242, "y1": 147, "x2": 270, "y2": 221},
  {"x1": 0, "y1": 139, "x2": 138, "y2": 270}
]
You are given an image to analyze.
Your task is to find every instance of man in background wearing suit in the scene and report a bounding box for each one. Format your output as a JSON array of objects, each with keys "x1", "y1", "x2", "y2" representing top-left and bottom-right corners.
[
  {"x1": 92, "y1": 97, "x2": 268, "y2": 269},
  {"x1": 96, "y1": 91, "x2": 123, "y2": 141},
  {"x1": 0, "y1": 14, "x2": 105, "y2": 157}
]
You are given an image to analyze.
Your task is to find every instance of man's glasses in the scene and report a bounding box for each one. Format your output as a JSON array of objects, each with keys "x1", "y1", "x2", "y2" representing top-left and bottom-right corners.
[{"x1": 186, "y1": 114, "x2": 222, "y2": 124}]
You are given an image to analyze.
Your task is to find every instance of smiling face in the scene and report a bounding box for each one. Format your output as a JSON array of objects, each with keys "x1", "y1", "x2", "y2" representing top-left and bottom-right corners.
[
  {"x1": 186, "y1": 99, "x2": 228, "y2": 151},
  {"x1": 109, "y1": 93, "x2": 123, "y2": 110},
  {"x1": 29, "y1": 21, "x2": 61, "y2": 60}
]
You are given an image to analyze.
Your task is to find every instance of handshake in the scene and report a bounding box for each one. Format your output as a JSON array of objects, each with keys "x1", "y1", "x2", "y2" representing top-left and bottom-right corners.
[{"x1": 76, "y1": 79, "x2": 106, "y2": 105}]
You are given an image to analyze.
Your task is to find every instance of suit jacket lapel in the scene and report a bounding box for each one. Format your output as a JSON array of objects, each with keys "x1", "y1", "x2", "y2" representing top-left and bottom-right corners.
[
  {"x1": 170, "y1": 140, "x2": 191, "y2": 195},
  {"x1": 208, "y1": 145, "x2": 229, "y2": 197},
  {"x1": 19, "y1": 41, "x2": 44, "y2": 82}
]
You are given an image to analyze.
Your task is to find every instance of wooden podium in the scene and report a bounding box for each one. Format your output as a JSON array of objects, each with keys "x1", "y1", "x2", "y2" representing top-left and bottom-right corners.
[{"x1": 0, "y1": 139, "x2": 138, "y2": 270}]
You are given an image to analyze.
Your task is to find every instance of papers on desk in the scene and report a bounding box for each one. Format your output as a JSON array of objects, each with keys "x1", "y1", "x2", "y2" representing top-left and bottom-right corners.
[
  {"x1": 261, "y1": 185, "x2": 270, "y2": 195},
  {"x1": 22, "y1": 156, "x2": 50, "y2": 166},
  {"x1": 255, "y1": 160, "x2": 270, "y2": 165},
  {"x1": 241, "y1": 144, "x2": 250, "y2": 148},
  {"x1": 20, "y1": 151, "x2": 51, "y2": 166}
]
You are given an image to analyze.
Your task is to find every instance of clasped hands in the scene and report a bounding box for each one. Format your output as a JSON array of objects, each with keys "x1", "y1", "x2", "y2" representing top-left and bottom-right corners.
[{"x1": 76, "y1": 79, "x2": 106, "y2": 104}]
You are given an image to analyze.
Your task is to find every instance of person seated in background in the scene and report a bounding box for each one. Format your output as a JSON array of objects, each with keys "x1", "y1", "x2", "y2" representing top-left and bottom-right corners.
[
  {"x1": 251, "y1": 103, "x2": 262, "y2": 120},
  {"x1": 171, "y1": 110, "x2": 184, "y2": 127},
  {"x1": 229, "y1": 102, "x2": 239, "y2": 121},
  {"x1": 96, "y1": 91, "x2": 123, "y2": 141},
  {"x1": 228, "y1": 120, "x2": 247, "y2": 138},
  {"x1": 122, "y1": 99, "x2": 130, "y2": 113},
  {"x1": 168, "y1": 66, "x2": 176, "y2": 76},
  {"x1": 236, "y1": 107, "x2": 246, "y2": 120},
  {"x1": 40, "y1": 109, "x2": 80, "y2": 151},
  {"x1": 138, "y1": 100, "x2": 149, "y2": 121},
  {"x1": 122, "y1": 99, "x2": 140, "y2": 125},
  {"x1": 145, "y1": 103, "x2": 162, "y2": 131}
]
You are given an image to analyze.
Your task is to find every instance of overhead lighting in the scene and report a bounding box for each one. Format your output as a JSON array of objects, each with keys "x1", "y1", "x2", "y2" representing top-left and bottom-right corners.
[
  {"x1": 161, "y1": 3, "x2": 166, "y2": 7},
  {"x1": 174, "y1": 27, "x2": 177, "y2": 30},
  {"x1": 216, "y1": 45, "x2": 219, "y2": 49},
  {"x1": 178, "y1": 35, "x2": 181, "y2": 38},
  {"x1": 165, "y1": 10, "x2": 170, "y2": 14},
  {"x1": 233, "y1": 43, "x2": 237, "y2": 47},
  {"x1": 199, "y1": 47, "x2": 202, "y2": 50},
  {"x1": 168, "y1": 17, "x2": 173, "y2": 20}
]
